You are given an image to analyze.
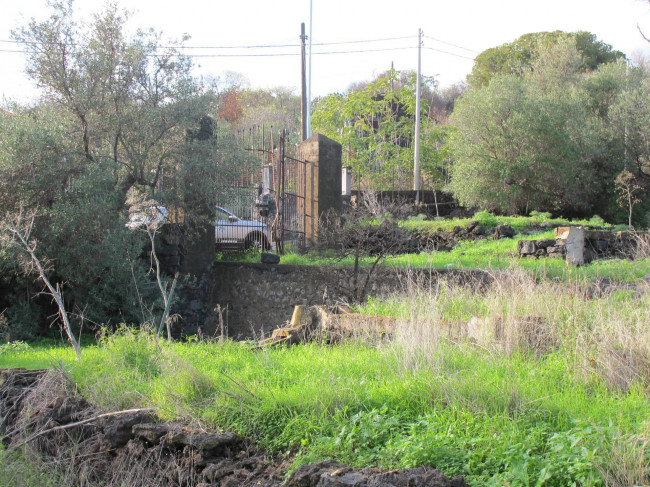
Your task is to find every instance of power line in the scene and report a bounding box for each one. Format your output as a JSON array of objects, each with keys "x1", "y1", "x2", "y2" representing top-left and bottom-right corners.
[
  {"x1": 423, "y1": 35, "x2": 479, "y2": 54},
  {"x1": 0, "y1": 45, "x2": 418, "y2": 58},
  {"x1": 0, "y1": 35, "x2": 417, "y2": 51},
  {"x1": 423, "y1": 47, "x2": 476, "y2": 62}
]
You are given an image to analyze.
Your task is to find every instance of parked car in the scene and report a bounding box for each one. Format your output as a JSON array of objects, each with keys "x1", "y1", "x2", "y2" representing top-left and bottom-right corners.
[
  {"x1": 215, "y1": 206, "x2": 271, "y2": 251},
  {"x1": 127, "y1": 205, "x2": 271, "y2": 251}
]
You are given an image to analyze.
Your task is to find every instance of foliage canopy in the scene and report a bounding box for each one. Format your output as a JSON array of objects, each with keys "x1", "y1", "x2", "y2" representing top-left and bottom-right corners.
[
  {"x1": 0, "y1": 1, "x2": 250, "y2": 339},
  {"x1": 449, "y1": 38, "x2": 650, "y2": 220}
]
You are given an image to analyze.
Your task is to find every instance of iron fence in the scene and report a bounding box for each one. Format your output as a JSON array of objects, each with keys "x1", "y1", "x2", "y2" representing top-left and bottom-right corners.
[{"x1": 217, "y1": 126, "x2": 307, "y2": 253}]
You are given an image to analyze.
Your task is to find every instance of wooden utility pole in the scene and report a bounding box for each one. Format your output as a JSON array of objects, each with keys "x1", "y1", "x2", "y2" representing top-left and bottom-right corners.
[
  {"x1": 300, "y1": 23, "x2": 308, "y2": 141},
  {"x1": 414, "y1": 28, "x2": 422, "y2": 204}
]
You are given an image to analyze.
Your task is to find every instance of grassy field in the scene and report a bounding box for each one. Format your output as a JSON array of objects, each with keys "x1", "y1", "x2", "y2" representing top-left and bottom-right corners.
[
  {"x1": 2, "y1": 213, "x2": 649, "y2": 485},
  {"x1": 2, "y1": 271, "x2": 649, "y2": 486},
  {"x1": 233, "y1": 230, "x2": 650, "y2": 284}
]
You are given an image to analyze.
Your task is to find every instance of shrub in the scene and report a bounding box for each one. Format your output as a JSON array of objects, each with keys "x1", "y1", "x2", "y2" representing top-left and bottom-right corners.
[
  {"x1": 529, "y1": 210, "x2": 552, "y2": 222},
  {"x1": 472, "y1": 210, "x2": 499, "y2": 228},
  {"x1": 4, "y1": 297, "x2": 41, "y2": 342},
  {"x1": 587, "y1": 214, "x2": 607, "y2": 227}
]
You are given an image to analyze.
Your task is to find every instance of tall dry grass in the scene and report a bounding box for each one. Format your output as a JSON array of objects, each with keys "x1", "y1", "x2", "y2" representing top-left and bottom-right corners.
[
  {"x1": 385, "y1": 270, "x2": 650, "y2": 392},
  {"x1": 376, "y1": 270, "x2": 650, "y2": 482}
]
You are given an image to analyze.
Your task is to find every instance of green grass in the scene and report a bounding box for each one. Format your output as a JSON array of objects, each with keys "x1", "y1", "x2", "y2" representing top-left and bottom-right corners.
[
  {"x1": 398, "y1": 212, "x2": 614, "y2": 234},
  {"x1": 0, "y1": 339, "x2": 79, "y2": 369},
  {"x1": 3, "y1": 213, "x2": 649, "y2": 485},
  {"x1": 0, "y1": 447, "x2": 63, "y2": 487},
  {"x1": 239, "y1": 239, "x2": 649, "y2": 283},
  {"x1": 3, "y1": 284, "x2": 649, "y2": 487},
  {"x1": 223, "y1": 214, "x2": 649, "y2": 283}
]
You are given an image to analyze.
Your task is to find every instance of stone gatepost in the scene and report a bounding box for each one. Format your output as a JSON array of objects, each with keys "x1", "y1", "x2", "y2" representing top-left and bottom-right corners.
[{"x1": 299, "y1": 133, "x2": 342, "y2": 241}]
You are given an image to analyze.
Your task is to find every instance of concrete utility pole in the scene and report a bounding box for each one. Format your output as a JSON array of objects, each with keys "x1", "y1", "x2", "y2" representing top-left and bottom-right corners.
[
  {"x1": 307, "y1": 0, "x2": 313, "y2": 138},
  {"x1": 300, "y1": 22, "x2": 308, "y2": 141},
  {"x1": 413, "y1": 28, "x2": 422, "y2": 204}
]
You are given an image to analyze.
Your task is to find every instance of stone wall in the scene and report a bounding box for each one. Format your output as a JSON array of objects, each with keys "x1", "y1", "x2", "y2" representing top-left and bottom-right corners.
[
  {"x1": 518, "y1": 227, "x2": 647, "y2": 264},
  {"x1": 193, "y1": 263, "x2": 495, "y2": 339}
]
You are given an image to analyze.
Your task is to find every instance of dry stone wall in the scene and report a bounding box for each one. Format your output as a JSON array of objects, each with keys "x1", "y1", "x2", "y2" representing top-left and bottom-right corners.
[
  {"x1": 518, "y1": 227, "x2": 646, "y2": 264},
  {"x1": 202, "y1": 263, "x2": 494, "y2": 339}
]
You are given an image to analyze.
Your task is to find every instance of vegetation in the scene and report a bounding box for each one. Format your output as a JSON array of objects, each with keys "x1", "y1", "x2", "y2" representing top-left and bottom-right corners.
[
  {"x1": 467, "y1": 31, "x2": 625, "y2": 89},
  {"x1": 450, "y1": 39, "x2": 650, "y2": 221},
  {"x1": 2, "y1": 272, "x2": 649, "y2": 485},
  {"x1": 227, "y1": 212, "x2": 649, "y2": 283},
  {"x1": 2, "y1": 5, "x2": 650, "y2": 484},
  {"x1": 0, "y1": 447, "x2": 63, "y2": 487},
  {"x1": 0, "y1": 2, "x2": 251, "y2": 341},
  {"x1": 312, "y1": 69, "x2": 451, "y2": 191}
]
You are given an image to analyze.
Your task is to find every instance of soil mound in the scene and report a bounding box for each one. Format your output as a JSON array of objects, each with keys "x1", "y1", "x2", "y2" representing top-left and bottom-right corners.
[{"x1": 1, "y1": 368, "x2": 468, "y2": 486}]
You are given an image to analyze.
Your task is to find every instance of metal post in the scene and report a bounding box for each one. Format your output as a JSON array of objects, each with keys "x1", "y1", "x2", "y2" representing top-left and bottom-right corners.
[
  {"x1": 413, "y1": 28, "x2": 422, "y2": 204},
  {"x1": 300, "y1": 23, "x2": 308, "y2": 142},
  {"x1": 307, "y1": 0, "x2": 313, "y2": 138}
]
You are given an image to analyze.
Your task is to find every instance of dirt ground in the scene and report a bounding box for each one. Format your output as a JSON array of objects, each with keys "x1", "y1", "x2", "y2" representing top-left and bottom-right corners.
[{"x1": 0, "y1": 367, "x2": 469, "y2": 487}]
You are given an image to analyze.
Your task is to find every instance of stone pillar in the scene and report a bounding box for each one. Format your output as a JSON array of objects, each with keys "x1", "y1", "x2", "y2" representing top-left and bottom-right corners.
[
  {"x1": 299, "y1": 133, "x2": 342, "y2": 241},
  {"x1": 555, "y1": 226, "x2": 585, "y2": 266},
  {"x1": 262, "y1": 165, "x2": 273, "y2": 194},
  {"x1": 342, "y1": 167, "x2": 352, "y2": 196}
]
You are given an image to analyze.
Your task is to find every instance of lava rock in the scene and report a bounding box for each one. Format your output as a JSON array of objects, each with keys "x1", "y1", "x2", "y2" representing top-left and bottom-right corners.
[{"x1": 261, "y1": 253, "x2": 281, "y2": 264}]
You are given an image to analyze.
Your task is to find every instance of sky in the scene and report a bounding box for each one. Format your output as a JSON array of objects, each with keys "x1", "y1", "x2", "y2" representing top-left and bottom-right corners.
[{"x1": 2, "y1": 0, "x2": 650, "y2": 105}]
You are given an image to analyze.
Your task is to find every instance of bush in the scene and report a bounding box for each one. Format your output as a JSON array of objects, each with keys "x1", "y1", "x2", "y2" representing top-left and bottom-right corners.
[
  {"x1": 472, "y1": 210, "x2": 499, "y2": 228},
  {"x1": 4, "y1": 297, "x2": 41, "y2": 342},
  {"x1": 529, "y1": 210, "x2": 552, "y2": 222},
  {"x1": 587, "y1": 215, "x2": 607, "y2": 227}
]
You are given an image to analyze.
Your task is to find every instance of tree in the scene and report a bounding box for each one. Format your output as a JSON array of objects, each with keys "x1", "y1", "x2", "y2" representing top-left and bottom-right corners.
[
  {"x1": 12, "y1": 1, "x2": 246, "y2": 225},
  {"x1": 615, "y1": 170, "x2": 642, "y2": 229},
  {"x1": 467, "y1": 31, "x2": 625, "y2": 89},
  {"x1": 449, "y1": 39, "x2": 632, "y2": 217},
  {"x1": 1, "y1": 1, "x2": 250, "y2": 337},
  {"x1": 235, "y1": 87, "x2": 301, "y2": 134},
  {"x1": 317, "y1": 207, "x2": 413, "y2": 302},
  {"x1": 0, "y1": 209, "x2": 82, "y2": 358},
  {"x1": 312, "y1": 69, "x2": 439, "y2": 190}
]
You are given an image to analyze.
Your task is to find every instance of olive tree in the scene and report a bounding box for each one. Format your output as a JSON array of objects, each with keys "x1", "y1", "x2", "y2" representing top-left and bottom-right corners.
[
  {"x1": 449, "y1": 39, "x2": 633, "y2": 218},
  {"x1": 1, "y1": 1, "x2": 250, "y2": 338}
]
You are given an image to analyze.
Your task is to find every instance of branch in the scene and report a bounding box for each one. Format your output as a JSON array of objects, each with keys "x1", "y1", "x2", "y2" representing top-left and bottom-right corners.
[
  {"x1": 639, "y1": 23, "x2": 650, "y2": 44},
  {"x1": 10, "y1": 408, "x2": 155, "y2": 450},
  {"x1": 4, "y1": 211, "x2": 82, "y2": 359}
]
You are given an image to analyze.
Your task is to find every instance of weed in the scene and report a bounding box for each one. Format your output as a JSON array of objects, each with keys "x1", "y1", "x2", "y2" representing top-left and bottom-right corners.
[{"x1": 0, "y1": 447, "x2": 62, "y2": 487}]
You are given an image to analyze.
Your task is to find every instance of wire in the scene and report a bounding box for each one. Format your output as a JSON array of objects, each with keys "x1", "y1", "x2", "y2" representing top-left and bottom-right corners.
[
  {"x1": 423, "y1": 47, "x2": 476, "y2": 62},
  {"x1": 423, "y1": 35, "x2": 479, "y2": 54},
  {"x1": 0, "y1": 33, "x2": 487, "y2": 69},
  {"x1": 186, "y1": 46, "x2": 417, "y2": 58},
  {"x1": 0, "y1": 35, "x2": 418, "y2": 51}
]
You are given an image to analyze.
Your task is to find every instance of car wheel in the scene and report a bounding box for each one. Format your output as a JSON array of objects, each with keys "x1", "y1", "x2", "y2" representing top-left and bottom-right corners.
[{"x1": 245, "y1": 232, "x2": 269, "y2": 251}]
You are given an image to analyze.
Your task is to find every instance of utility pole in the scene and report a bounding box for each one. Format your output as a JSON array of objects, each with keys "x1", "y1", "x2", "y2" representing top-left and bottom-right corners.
[
  {"x1": 300, "y1": 22, "x2": 308, "y2": 141},
  {"x1": 413, "y1": 28, "x2": 422, "y2": 204},
  {"x1": 307, "y1": 0, "x2": 313, "y2": 138}
]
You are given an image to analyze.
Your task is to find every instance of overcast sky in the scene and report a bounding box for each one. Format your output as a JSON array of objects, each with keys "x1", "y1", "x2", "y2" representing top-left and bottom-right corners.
[{"x1": 2, "y1": 0, "x2": 650, "y2": 105}]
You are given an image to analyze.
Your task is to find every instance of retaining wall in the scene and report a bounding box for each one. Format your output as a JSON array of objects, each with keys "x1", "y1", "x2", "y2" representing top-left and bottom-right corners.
[{"x1": 190, "y1": 263, "x2": 495, "y2": 339}]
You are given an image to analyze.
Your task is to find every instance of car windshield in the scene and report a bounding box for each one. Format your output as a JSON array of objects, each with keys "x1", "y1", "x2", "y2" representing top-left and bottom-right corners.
[{"x1": 216, "y1": 208, "x2": 236, "y2": 222}]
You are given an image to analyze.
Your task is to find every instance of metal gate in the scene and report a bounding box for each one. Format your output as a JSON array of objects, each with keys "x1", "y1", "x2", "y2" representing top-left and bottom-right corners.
[{"x1": 217, "y1": 127, "x2": 308, "y2": 253}]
